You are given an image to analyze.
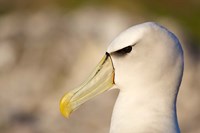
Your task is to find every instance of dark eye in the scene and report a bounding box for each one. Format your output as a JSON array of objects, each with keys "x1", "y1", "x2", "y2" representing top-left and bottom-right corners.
[{"x1": 115, "y1": 46, "x2": 132, "y2": 55}]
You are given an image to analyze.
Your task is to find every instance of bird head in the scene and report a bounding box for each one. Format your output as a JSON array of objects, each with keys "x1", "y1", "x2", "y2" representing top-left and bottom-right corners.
[{"x1": 59, "y1": 22, "x2": 184, "y2": 118}]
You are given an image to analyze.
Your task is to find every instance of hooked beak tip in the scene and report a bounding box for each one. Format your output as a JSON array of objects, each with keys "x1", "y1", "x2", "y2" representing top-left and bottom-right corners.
[{"x1": 60, "y1": 93, "x2": 73, "y2": 118}]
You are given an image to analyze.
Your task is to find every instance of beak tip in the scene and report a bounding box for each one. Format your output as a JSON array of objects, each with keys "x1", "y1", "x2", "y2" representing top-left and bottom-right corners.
[
  {"x1": 60, "y1": 94, "x2": 73, "y2": 118},
  {"x1": 60, "y1": 103, "x2": 72, "y2": 118},
  {"x1": 62, "y1": 111, "x2": 70, "y2": 119}
]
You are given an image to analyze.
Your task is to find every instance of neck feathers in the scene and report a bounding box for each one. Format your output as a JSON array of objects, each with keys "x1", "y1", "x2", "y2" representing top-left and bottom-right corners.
[{"x1": 110, "y1": 86, "x2": 180, "y2": 133}]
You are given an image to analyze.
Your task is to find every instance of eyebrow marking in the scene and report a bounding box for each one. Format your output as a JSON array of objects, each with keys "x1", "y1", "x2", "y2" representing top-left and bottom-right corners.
[{"x1": 115, "y1": 46, "x2": 132, "y2": 55}]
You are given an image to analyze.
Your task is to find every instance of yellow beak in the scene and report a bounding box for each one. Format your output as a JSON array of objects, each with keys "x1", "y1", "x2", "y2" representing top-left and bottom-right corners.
[{"x1": 60, "y1": 53, "x2": 115, "y2": 118}]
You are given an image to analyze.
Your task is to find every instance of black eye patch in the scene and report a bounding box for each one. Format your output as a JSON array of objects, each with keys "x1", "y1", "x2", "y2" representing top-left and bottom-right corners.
[{"x1": 115, "y1": 46, "x2": 132, "y2": 55}]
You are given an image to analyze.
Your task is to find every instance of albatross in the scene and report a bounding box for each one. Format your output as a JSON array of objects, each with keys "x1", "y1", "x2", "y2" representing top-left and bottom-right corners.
[{"x1": 60, "y1": 22, "x2": 184, "y2": 133}]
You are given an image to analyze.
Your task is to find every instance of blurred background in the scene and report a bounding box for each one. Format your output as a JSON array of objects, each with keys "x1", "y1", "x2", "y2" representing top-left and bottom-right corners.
[{"x1": 0, "y1": 0, "x2": 199, "y2": 133}]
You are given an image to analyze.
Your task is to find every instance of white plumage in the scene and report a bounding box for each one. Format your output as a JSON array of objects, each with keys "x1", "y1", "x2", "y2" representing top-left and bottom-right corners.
[
  {"x1": 60, "y1": 22, "x2": 184, "y2": 133},
  {"x1": 108, "y1": 22, "x2": 183, "y2": 133}
]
